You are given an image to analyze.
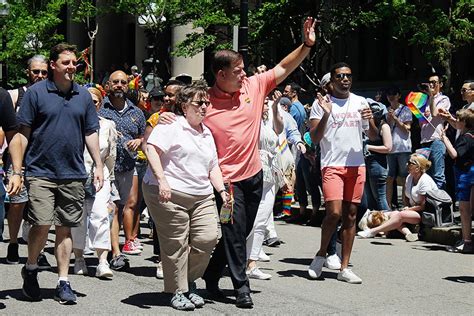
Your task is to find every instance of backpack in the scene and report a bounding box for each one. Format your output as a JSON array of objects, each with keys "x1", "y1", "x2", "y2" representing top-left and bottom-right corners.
[{"x1": 421, "y1": 189, "x2": 453, "y2": 227}]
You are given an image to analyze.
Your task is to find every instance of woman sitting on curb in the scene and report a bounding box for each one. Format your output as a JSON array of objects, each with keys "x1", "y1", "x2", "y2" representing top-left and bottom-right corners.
[{"x1": 357, "y1": 153, "x2": 437, "y2": 241}]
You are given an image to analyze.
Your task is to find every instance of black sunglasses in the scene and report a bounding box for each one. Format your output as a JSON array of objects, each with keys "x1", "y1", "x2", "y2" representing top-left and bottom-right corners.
[
  {"x1": 31, "y1": 69, "x2": 48, "y2": 75},
  {"x1": 190, "y1": 100, "x2": 211, "y2": 107},
  {"x1": 334, "y1": 73, "x2": 353, "y2": 80}
]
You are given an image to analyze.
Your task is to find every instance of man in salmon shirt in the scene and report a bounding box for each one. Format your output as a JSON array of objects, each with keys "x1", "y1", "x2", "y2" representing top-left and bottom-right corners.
[{"x1": 201, "y1": 17, "x2": 317, "y2": 308}]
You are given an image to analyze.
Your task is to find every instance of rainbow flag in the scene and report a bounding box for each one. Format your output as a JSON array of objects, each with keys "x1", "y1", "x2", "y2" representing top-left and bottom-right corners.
[
  {"x1": 405, "y1": 92, "x2": 429, "y2": 123},
  {"x1": 281, "y1": 191, "x2": 293, "y2": 216},
  {"x1": 128, "y1": 75, "x2": 141, "y2": 91}
]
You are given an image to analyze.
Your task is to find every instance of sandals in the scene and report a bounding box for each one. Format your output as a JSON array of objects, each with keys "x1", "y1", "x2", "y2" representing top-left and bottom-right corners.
[
  {"x1": 170, "y1": 291, "x2": 195, "y2": 311},
  {"x1": 188, "y1": 282, "x2": 205, "y2": 307}
]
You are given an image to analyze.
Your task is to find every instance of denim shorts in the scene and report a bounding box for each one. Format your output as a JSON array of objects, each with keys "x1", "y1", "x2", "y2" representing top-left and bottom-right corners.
[
  {"x1": 6, "y1": 166, "x2": 28, "y2": 204},
  {"x1": 387, "y1": 152, "x2": 410, "y2": 178},
  {"x1": 455, "y1": 166, "x2": 474, "y2": 202}
]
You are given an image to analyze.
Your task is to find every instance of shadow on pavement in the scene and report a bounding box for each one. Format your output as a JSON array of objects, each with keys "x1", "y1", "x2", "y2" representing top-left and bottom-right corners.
[
  {"x1": 122, "y1": 266, "x2": 156, "y2": 278},
  {"x1": 0, "y1": 288, "x2": 86, "y2": 302},
  {"x1": 121, "y1": 292, "x2": 170, "y2": 309},
  {"x1": 277, "y1": 269, "x2": 338, "y2": 281},
  {"x1": 412, "y1": 245, "x2": 448, "y2": 252},
  {"x1": 370, "y1": 241, "x2": 394, "y2": 246},
  {"x1": 443, "y1": 276, "x2": 474, "y2": 284},
  {"x1": 279, "y1": 258, "x2": 312, "y2": 265}
]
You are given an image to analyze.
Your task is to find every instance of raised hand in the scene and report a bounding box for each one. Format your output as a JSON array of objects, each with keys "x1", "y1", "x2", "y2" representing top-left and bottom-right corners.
[
  {"x1": 316, "y1": 92, "x2": 332, "y2": 114},
  {"x1": 303, "y1": 17, "x2": 317, "y2": 47}
]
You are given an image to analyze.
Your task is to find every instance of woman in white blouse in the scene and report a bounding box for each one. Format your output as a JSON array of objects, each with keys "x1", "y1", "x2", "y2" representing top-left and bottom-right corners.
[
  {"x1": 142, "y1": 83, "x2": 228, "y2": 311},
  {"x1": 358, "y1": 153, "x2": 437, "y2": 241},
  {"x1": 71, "y1": 87, "x2": 117, "y2": 279}
]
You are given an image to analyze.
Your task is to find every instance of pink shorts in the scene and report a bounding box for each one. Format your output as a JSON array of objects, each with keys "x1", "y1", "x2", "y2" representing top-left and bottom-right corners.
[{"x1": 322, "y1": 166, "x2": 366, "y2": 203}]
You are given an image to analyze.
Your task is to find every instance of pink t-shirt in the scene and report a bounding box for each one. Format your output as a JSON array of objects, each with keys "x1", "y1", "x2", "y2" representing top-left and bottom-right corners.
[{"x1": 204, "y1": 70, "x2": 276, "y2": 182}]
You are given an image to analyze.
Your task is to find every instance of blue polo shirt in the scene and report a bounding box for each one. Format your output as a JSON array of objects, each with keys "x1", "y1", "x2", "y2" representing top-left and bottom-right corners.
[
  {"x1": 18, "y1": 80, "x2": 99, "y2": 179},
  {"x1": 98, "y1": 97, "x2": 146, "y2": 173}
]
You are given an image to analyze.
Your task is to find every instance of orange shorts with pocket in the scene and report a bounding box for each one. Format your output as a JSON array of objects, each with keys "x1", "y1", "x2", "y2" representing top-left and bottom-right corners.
[{"x1": 321, "y1": 166, "x2": 366, "y2": 203}]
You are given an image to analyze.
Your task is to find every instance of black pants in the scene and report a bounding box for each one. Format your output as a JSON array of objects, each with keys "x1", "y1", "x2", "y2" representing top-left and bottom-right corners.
[{"x1": 203, "y1": 170, "x2": 263, "y2": 294}]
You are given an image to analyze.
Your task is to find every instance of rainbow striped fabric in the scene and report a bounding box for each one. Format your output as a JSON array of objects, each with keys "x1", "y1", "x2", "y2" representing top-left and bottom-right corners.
[{"x1": 405, "y1": 92, "x2": 429, "y2": 123}]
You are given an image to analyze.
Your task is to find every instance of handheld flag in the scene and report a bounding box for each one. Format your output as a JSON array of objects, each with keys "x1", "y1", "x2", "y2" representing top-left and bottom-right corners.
[{"x1": 405, "y1": 92, "x2": 429, "y2": 123}]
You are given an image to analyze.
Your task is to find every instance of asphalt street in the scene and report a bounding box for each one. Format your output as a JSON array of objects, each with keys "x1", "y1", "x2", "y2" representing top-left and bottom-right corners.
[{"x1": 0, "y1": 219, "x2": 472, "y2": 315}]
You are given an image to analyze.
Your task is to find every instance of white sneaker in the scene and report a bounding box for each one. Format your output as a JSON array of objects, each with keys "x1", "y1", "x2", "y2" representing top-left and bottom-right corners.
[
  {"x1": 74, "y1": 257, "x2": 88, "y2": 275},
  {"x1": 247, "y1": 267, "x2": 271, "y2": 280},
  {"x1": 96, "y1": 262, "x2": 113, "y2": 278},
  {"x1": 337, "y1": 268, "x2": 362, "y2": 284},
  {"x1": 258, "y1": 250, "x2": 270, "y2": 262},
  {"x1": 156, "y1": 261, "x2": 164, "y2": 279},
  {"x1": 405, "y1": 233, "x2": 419, "y2": 242},
  {"x1": 308, "y1": 255, "x2": 325, "y2": 279},
  {"x1": 325, "y1": 253, "x2": 342, "y2": 270},
  {"x1": 357, "y1": 229, "x2": 375, "y2": 238}
]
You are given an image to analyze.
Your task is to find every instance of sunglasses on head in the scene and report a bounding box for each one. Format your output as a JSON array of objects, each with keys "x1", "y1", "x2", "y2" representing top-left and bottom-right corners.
[
  {"x1": 407, "y1": 159, "x2": 418, "y2": 165},
  {"x1": 190, "y1": 100, "x2": 211, "y2": 107},
  {"x1": 112, "y1": 79, "x2": 128, "y2": 85},
  {"x1": 334, "y1": 73, "x2": 352, "y2": 80},
  {"x1": 31, "y1": 69, "x2": 48, "y2": 75}
]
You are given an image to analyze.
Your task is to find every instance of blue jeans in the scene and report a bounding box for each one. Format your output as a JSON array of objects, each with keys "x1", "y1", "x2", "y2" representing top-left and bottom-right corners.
[
  {"x1": 364, "y1": 155, "x2": 389, "y2": 211},
  {"x1": 425, "y1": 139, "x2": 446, "y2": 189}
]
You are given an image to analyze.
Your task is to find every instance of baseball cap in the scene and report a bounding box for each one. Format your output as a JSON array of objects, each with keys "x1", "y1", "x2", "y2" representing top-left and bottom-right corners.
[
  {"x1": 320, "y1": 72, "x2": 331, "y2": 87},
  {"x1": 175, "y1": 73, "x2": 192, "y2": 85},
  {"x1": 279, "y1": 97, "x2": 292, "y2": 107},
  {"x1": 149, "y1": 87, "x2": 165, "y2": 98}
]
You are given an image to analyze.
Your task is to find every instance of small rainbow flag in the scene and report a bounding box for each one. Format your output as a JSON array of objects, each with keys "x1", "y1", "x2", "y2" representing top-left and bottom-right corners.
[
  {"x1": 405, "y1": 92, "x2": 429, "y2": 123},
  {"x1": 128, "y1": 75, "x2": 141, "y2": 91}
]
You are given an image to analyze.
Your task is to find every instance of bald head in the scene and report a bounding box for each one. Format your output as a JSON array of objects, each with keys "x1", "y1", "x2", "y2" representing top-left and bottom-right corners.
[{"x1": 108, "y1": 70, "x2": 129, "y2": 98}]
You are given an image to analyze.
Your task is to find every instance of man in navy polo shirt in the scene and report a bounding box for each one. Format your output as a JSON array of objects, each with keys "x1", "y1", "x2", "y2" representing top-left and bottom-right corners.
[{"x1": 17, "y1": 43, "x2": 104, "y2": 304}]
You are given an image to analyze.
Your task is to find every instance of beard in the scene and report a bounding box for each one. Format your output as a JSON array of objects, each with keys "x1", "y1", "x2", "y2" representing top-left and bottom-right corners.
[{"x1": 112, "y1": 91, "x2": 124, "y2": 99}]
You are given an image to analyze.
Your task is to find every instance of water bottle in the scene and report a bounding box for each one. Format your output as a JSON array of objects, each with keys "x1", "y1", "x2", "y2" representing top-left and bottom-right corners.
[{"x1": 360, "y1": 102, "x2": 370, "y2": 131}]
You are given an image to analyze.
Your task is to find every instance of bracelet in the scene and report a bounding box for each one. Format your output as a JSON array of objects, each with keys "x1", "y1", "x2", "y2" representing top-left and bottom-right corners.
[
  {"x1": 303, "y1": 42, "x2": 313, "y2": 48},
  {"x1": 218, "y1": 189, "x2": 226, "y2": 194}
]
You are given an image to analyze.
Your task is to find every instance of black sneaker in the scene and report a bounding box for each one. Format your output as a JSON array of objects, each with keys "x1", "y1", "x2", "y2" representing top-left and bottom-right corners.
[
  {"x1": 264, "y1": 237, "x2": 282, "y2": 247},
  {"x1": 21, "y1": 266, "x2": 41, "y2": 301},
  {"x1": 54, "y1": 281, "x2": 77, "y2": 305},
  {"x1": 109, "y1": 254, "x2": 129, "y2": 271},
  {"x1": 7, "y1": 243, "x2": 20, "y2": 264},
  {"x1": 37, "y1": 253, "x2": 52, "y2": 271}
]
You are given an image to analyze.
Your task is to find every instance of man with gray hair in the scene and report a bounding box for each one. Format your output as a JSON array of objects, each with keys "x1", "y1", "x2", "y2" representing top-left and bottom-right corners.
[{"x1": 4, "y1": 54, "x2": 49, "y2": 266}]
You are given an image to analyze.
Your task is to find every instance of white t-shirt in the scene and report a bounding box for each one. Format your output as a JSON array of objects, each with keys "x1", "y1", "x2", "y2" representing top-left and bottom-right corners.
[
  {"x1": 309, "y1": 93, "x2": 367, "y2": 168},
  {"x1": 389, "y1": 104, "x2": 412, "y2": 153},
  {"x1": 143, "y1": 116, "x2": 219, "y2": 195},
  {"x1": 420, "y1": 93, "x2": 451, "y2": 143},
  {"x1": 404, "y1": 173, "x2": 437, "y2": 206}
]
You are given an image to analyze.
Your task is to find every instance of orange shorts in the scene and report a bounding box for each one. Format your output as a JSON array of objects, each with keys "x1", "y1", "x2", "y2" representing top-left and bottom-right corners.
[{"x1": 321, "y1": 166, "x2": 366, "y2": 203}]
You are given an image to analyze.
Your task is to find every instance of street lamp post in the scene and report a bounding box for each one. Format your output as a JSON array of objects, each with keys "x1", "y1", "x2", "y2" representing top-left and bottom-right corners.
[
  {"x1": 0, "y1": 0, "x2": 9, "y2": 88},
  {"x1": 239, "y1": 0, "x2": 248, "y2": 68}
]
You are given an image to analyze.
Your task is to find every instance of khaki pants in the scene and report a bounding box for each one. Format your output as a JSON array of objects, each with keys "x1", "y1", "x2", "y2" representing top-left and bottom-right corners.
[{"x1": 142, "y1": 183, "x2": 219, "y2": 293}]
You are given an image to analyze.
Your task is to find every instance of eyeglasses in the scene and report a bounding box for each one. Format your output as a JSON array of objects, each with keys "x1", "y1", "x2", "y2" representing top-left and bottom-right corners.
[
  {"x1": 429, "y1": 80, "x2": 439, "y2": 85},
  {"x1": 31, "y1": 69, "x2": 48, "y2": 76},
  {"x1": 190, "y1": 100, "x2": 211, "y2": 107},
  {"x1": 334, "y1": 73, "x2": 353, "y2": 80},
  {"x1": 461, "y1": 88, "x2": 472, "y2": 93},
  {"x1": 111, "y1": 79, "x2": 128, "y2": 85}
]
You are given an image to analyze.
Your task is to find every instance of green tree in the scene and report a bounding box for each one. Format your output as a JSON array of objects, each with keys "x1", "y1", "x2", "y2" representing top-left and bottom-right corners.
[
  {"x1": 0, "y1": 0, "x2": 66, "y2": 87},
  {"x1": 357, "y1": 0, "x2": 474, "y2": 89}
]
